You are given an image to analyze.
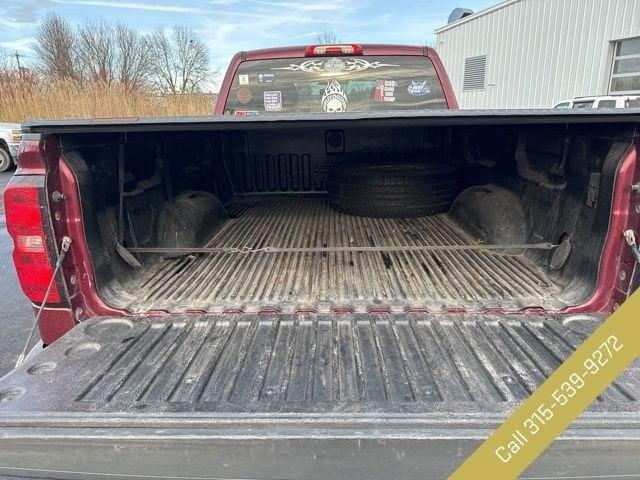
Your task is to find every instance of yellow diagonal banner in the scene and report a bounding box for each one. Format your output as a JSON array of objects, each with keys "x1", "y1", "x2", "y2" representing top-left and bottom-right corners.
[{"x1": 450, "y1": 290, "x2": 640, "y2": 480}]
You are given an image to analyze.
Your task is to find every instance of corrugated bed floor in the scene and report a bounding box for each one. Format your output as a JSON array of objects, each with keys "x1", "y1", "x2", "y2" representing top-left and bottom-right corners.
[
  {"x1": 128, "y1": 197, "x2": 564, "y2": 313},
  {"x1": 0, "y1": 314, "x2": 637, "y2": 414}
]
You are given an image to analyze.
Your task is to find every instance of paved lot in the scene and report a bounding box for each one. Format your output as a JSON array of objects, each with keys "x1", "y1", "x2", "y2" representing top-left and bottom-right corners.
[{"x1": 0, "y1": 171, "x2": 34, "y2": 379}]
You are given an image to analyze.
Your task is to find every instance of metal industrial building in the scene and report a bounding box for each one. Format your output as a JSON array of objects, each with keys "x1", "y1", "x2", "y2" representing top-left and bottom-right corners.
[{"x1": 435, "y1": 0, "x2": 640, "y2": 109}]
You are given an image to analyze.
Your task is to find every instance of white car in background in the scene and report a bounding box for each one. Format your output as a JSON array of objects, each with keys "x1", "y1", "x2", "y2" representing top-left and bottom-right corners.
[
  {"x1": 0, "y1": 123, "x2": 21, "y2": 172},
  {"x1": 553, "y1": 94, "x2": 640, "y2": 109}
]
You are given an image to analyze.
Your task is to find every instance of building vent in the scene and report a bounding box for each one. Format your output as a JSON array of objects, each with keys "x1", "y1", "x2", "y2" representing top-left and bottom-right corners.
[
  {"x1": 463, "y1": 55, "x2": 486, "y2": 90},
  {"x1": 448, "y1": 7, "x2": 474, "y2": 24}
]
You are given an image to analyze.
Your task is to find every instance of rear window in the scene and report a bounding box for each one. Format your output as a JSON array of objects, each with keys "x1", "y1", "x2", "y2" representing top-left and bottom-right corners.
[
  {"x1": 224, "y1": 55, "x2": 447, "y2": 115},
  {"x1": 596, "y1": 100, "x2": 617, "y2": 108}
]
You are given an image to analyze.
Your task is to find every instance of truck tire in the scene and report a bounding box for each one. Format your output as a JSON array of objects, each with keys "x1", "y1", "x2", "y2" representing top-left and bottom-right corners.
[
  {"x1": 0, "y1": 147, "x2": 12, "y2": 173},
  {"x1": 329, "y1": 162, "x2": 460, "y2": 218}
]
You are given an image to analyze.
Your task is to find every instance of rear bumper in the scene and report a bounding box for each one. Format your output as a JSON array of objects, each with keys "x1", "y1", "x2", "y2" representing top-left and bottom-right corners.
[{"x1": 1, "y1": 413, "x2": 639, "y2": 479}]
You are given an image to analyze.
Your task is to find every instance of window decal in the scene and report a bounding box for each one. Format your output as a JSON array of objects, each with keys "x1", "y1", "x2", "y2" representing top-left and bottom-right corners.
[
  {"x1": 271, "y1": 58, "x2": 399, "y2": 73},
  {"x1": 321, "y1": 79, "x2": 347, "y2": 112}
]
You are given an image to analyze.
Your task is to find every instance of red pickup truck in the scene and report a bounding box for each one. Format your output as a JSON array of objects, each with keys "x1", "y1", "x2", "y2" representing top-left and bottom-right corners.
[{"x1": 0, "y1": 44, "x2": 639, "y2": 479}]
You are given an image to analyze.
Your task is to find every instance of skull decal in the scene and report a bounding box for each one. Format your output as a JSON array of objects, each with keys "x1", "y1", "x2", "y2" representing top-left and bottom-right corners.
[{"x1": 321, "y1": 78, "x2": 347, "y2": 113}]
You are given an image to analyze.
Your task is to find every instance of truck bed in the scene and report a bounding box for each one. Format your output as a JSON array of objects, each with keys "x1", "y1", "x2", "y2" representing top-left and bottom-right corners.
[
  {"x1": 39, "y1": 109, "x2": 639, "y2": 317},
  {"x1": 125, "y1": 196, "x2": 565, "y2": 313}
]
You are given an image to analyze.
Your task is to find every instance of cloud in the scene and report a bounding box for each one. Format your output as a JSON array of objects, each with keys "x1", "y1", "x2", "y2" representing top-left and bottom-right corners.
[
  {"x1": 200, "y1": 20, "x2": 238, "y2": 45},
  {"x1": 4, "y1": 0, "x2": 55, "y2": 23},
  {"x1": 0, "y1": 18, "x2": 38, "y2": 29},
  {"x1": 0, "y1": 37, "x2": 35, "y2": 53},
  {"x1": 207, "y1": 10, "x2": 335, "y2": 24},
  {"x1": 281, "y1": 16, "x2": 391, "y2": 41},
  {"x1": 50, "y1": 0, "x2": 207, "y2": 14},
  {"x1": 50, "y1": 0, "x2": 339, "y2": 24},
  {"x1": 244, "y1": 0, "x2": 352, "y2": 11}
]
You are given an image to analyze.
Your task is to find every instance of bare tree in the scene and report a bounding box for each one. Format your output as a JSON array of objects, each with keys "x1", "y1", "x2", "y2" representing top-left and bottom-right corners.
[
  {"x1": 0, "y1": 48, "x2": 11, "y2": 73},
  {"x1": 0, "y1": 49, "x2": 15, "y2": 86},
  {"x1": 76, "y1": 21, "x2": 116, "y2": 85},
  {"x1": 149, "y1": 26, "x2": 210, "y2": 94},
  {"x1": 316, "y1": 29, "x2": 340, "y2": 45},
  {"x1": 32, "y1": 14, "x2": 212, "y2": 93},
  {"x1": 33, "y1": 12, "x2": 77, "y2": 80},
  {"x1": 115, "y1": 24, "x2": 152, "y2": 91}
]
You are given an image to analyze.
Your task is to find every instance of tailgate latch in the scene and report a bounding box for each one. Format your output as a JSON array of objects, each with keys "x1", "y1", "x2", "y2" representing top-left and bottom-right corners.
[{"x1": 623, "y1": 229, "x2": 640, "y2": 264}]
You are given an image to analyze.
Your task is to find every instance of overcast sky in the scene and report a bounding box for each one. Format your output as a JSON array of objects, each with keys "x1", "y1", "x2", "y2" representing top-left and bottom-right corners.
[{"x1": 1, "y1": 0, "x2": 496, "y2": 86}]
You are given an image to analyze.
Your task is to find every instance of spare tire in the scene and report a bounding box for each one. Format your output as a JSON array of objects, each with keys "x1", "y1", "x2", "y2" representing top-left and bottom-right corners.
[{"x1": 328, "y1": 162, "x2": 460, "y2": 218}]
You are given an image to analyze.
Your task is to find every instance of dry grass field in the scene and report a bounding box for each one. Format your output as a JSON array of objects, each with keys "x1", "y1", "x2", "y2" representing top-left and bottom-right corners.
[{"x1": 0, "y1": 75, "x2": 217, "y2": 123}]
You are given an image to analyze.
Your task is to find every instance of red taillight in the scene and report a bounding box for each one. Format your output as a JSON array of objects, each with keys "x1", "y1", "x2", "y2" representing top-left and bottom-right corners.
[
  {"x1": 5, "y1": 181, "x2": 61, "y2": 304},
  {"x1": 305, "y1": 44, "x2": 363, "y2": 57}
]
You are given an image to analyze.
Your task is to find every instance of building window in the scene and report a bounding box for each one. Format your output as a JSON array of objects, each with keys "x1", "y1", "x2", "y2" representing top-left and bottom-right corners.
[
  {"x1": 463, "y1": 55, "x2": 486, "y2": 91},
  {"x1": 610, "y1": 37, "x2": 640, "y2": 94}
]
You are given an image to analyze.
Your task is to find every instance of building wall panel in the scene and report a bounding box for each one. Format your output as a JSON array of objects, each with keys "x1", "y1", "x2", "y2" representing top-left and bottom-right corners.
[{"x1": 435, "y1": 0, "x2": 640, "y2": 108}]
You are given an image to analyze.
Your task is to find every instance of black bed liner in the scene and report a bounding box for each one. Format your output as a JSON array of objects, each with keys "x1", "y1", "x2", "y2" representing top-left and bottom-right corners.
[
  {"x1": 1, "y1": 313, "x2": 637, "y2": 414},
  {"x1": 22, "y1": 108, "x2": 640, "y2": 134},
  {"x1": 118, "y1": 197, "x2": 567, "y2": 313},
  {"x1": 1, "y1": 313, "x2": 639, "y2": 479}
]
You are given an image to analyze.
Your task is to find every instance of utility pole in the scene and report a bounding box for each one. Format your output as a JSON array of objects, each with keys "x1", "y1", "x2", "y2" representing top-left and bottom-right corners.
[{"x1": 13, "y1": 51, "x2": 24, "y2": 77}]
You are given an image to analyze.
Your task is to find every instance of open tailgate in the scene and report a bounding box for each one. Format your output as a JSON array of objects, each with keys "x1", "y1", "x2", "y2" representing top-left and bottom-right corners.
[{"x1": 0, "y1": 313, "x2": 639, "y2": 479}]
